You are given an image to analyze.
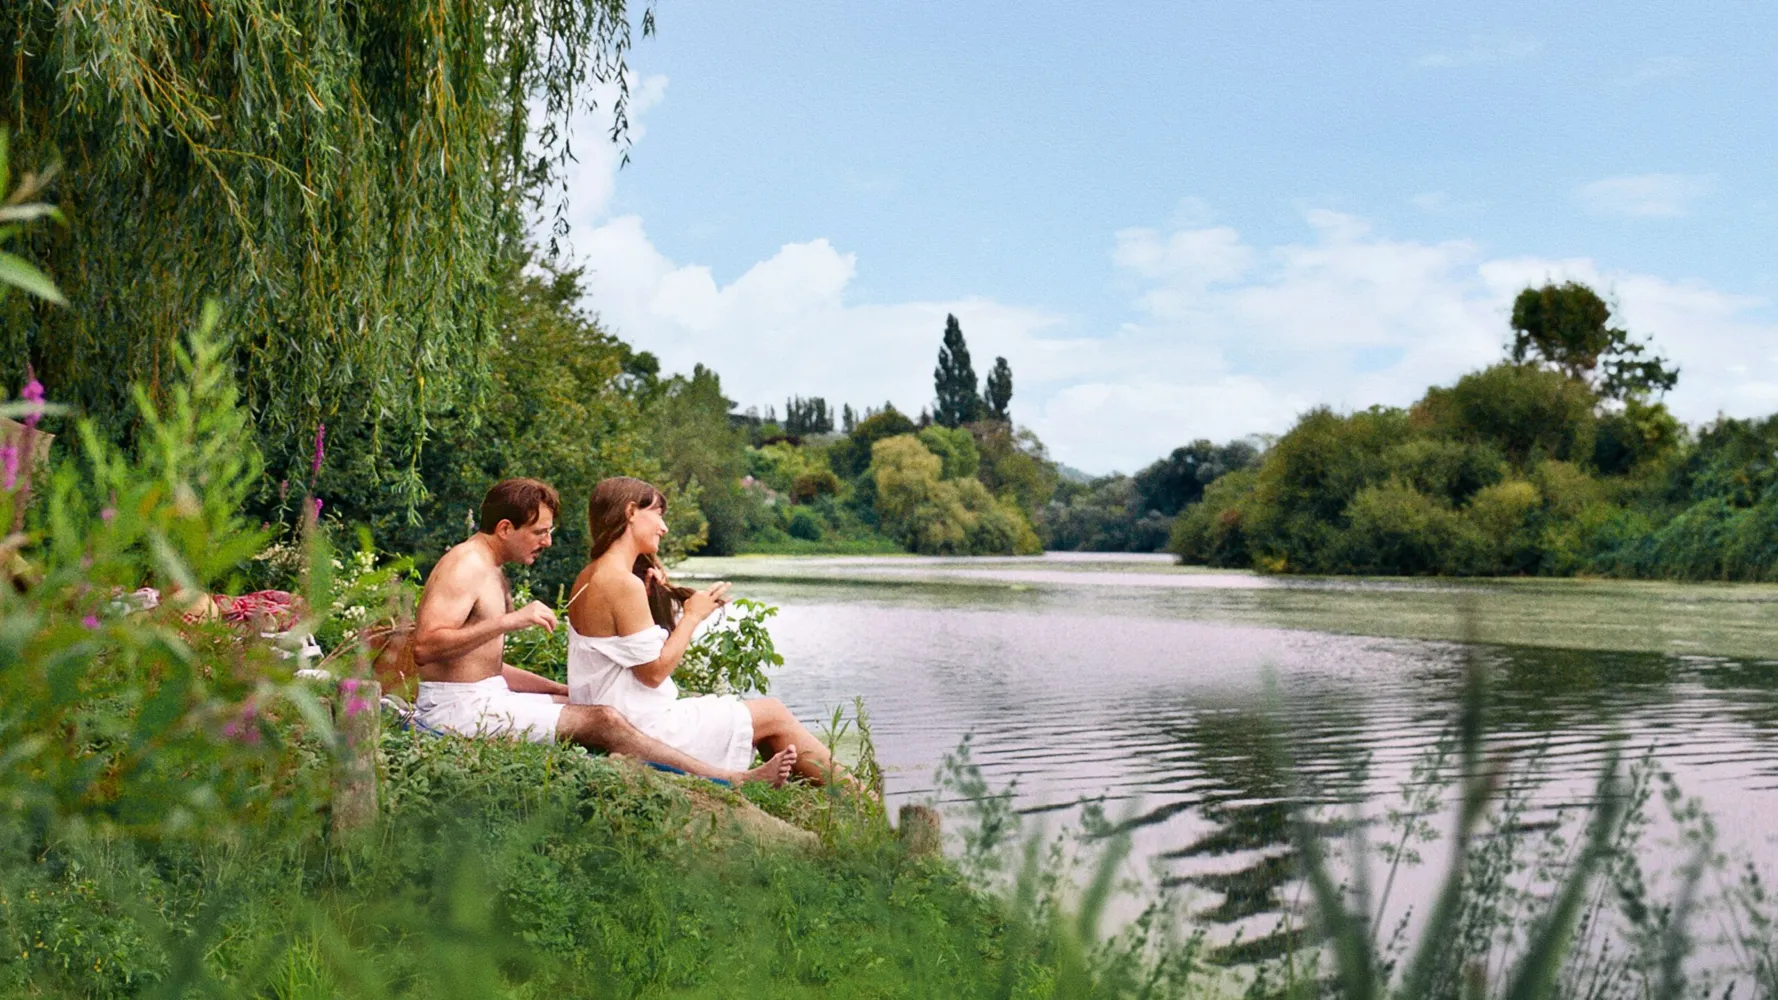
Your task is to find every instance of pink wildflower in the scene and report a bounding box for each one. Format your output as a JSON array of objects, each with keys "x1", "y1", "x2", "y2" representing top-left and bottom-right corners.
[
  {"x1": 311, "y1": 422, "x2": 326, "y2": 477},
  {"x1": 0, "y1": 443, "x2": 16, "y2": 490},
  {"x1": 339, "y1": 678, "x2": 361, "y2": 696},
  {"x1": 20, "y1": 372, "x2": 43, "y2": 429},
  {"x1": 223, "y1": 702, "x2": 262, "y2": 745},
  {"x1": 345, "y1": 697, "x2": 372, "y2": 718},
  {"x1": 312, "y1": 497, "x2": 324, "y2": 519},
  {"x1": 82, "y1": 614, "x2": 100, "y2": 629},
  {"x1": 100, "y1": 507, "x2": 116, "y2": 522}
]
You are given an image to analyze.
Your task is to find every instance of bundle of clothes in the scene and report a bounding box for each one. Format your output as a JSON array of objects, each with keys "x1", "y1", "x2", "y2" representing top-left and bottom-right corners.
[{"x1": 116, "y1": 586, "x2": 321, "y2": 663}]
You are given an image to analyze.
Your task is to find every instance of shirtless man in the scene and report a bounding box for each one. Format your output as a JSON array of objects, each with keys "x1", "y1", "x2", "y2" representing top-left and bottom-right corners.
[{"x1": 411, "y1": 477, "x2": 795, "y2": 786}]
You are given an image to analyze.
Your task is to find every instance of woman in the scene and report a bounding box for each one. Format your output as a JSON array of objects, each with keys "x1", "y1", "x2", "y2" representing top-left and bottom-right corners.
[{"x1": 566, "y1": 477, "x2": 849, "y2": 786}]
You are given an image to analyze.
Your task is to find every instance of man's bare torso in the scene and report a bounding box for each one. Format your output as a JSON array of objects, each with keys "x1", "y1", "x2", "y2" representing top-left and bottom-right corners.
[{"x1": 416, "y1": 537, "x2": 512, "y2": 684}]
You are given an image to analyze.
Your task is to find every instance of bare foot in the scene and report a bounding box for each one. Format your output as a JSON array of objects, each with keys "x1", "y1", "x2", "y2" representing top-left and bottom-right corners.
[{"x1": 737, "y1": 744, "x2": 797, "y2": 788}]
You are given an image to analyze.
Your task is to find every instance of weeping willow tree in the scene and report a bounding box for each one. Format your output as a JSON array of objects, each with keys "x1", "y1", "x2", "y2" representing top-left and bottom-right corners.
[{"x1": 2, "y1": 0, "x2": 652, "y2": 516}]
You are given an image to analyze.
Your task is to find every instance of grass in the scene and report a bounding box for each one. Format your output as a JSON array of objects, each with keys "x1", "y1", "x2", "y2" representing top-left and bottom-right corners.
[{"x1": 734, "y1": 536, "x2": 908, "y2": 556}]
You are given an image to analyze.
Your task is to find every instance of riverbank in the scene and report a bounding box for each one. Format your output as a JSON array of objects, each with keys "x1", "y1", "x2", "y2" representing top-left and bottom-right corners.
[{"x1": 5, "y1": 725, "x2": 1118, "y2": 998}]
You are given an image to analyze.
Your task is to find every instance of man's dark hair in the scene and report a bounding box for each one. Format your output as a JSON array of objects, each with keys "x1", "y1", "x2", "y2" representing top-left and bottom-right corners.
[{"x1": 480, "y1": 478, "x2": 560, "y2": 533}]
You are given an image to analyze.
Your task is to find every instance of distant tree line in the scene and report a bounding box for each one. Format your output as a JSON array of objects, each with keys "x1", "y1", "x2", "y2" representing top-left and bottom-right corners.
[{"x1": 1170, "y1": 282, "x2": 1778, "y2": 580}]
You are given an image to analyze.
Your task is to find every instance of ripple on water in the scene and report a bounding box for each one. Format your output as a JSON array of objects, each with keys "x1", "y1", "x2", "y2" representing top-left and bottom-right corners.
[{"x1": 733, "y1": 570, "x2": 1778, "y2": 960}]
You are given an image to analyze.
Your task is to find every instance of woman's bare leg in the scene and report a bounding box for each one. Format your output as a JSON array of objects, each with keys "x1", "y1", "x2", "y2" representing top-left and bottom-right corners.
[
  {"x1": 745, "y1": 698, "x2": 855, "y2": 787},
  {"x1": 560, "y1": 704, "x2": 794, "y2": 787}
]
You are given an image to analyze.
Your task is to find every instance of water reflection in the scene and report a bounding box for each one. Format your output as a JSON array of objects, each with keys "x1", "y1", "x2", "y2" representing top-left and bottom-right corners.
[{"x1": 731, "y1": 564, "x2": 1778, "y2": 963}]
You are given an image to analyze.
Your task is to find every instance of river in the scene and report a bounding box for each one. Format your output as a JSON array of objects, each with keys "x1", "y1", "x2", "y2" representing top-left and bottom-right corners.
[{"x1": 683, "y1": 553, "x2": 1778, "y2": 966}]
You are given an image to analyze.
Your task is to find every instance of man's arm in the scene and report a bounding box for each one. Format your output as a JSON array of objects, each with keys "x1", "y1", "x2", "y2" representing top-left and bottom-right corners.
[
  {"x1": 502, "y1": 664, "x2": 569, "y2": 696},
  {"x1": 412, "y1": 557, "x2": 556, "y2": 665}
]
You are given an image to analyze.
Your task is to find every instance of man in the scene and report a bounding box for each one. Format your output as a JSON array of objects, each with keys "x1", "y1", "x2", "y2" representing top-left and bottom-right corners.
[{"x1": 412, "y1": 478, "x2": 794, "y2": 786}]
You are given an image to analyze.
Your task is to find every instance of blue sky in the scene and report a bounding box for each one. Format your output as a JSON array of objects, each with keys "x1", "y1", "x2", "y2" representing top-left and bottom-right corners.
[{"x1": 556, "y1": 3, "x2": 1778, "y2": 473}]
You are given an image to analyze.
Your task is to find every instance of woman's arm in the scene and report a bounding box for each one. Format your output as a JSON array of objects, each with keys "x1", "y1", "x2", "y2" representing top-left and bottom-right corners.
[
  {"x1": 611, "y1": 574, "x2": 731, "y2": 688},
  {"x1": 502, "y1": 664, "x2": 570, "y2": 696}
]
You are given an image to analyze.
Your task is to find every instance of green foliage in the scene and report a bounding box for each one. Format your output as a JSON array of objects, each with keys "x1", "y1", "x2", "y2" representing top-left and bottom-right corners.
[
  {"x1": 918, "y1": 423, "x2": 982, "y2": 480},
  {"x1": 783, "y1": 395, "x2": 834, "y2": 435},
  {"x1": 985, "y1": 355, "x2": 1014, "y2": 423},
  {"x1": 652, "y1": 364, "x2": 750, "y2": 555},
  {"x1": 1420, "y1": 363, "x2": 1599, "y2": 466},
  {"x1": 1511, "y1": 282, "x2": 1679, "y2": 399},
  {"x1": 786, "y1": 504, "x2": 826, "y2": 540},
  {"x1": 1133, "y1": 438, "x2": 1261, "y2": 517},
  {"x1": 1041, "y1": 475, "x2": 1172, "y2": 552},
  {"x1": 1170, "y1": 356, "x2": 1778, "y2": 579},
  {"x1": 1594, "y1": 397, "x2": 1683, "y2": 476},
  {"x1": 974, "y1": 420, "x2": 1060, "y2": 518},
  {"x1": 934, "y1": 313, "x2": 984, "y2": 427},
  {"x1": 1337, "y1": 481, "x2": 1486, "y2": 575},
  {"x1": 11, "y1": 314, "x2": 333, "y2": 842},
  {"x1": 675, "y1": 598, "x2": 783, "y2": 696},
  {"x1": 353, "y1": 254, "x2": 682, "y2": 591},
  {"x1": 748, "y1": 440, "x2": 829, "y2": 496},
  {"x1": 6, "y1": 0, "x2": 654, "y2": 511},
  {"x1": 0, "y1": 128, "x2": 66, "y2": 306},
  {"x1": 1169, "y1": 467, "x2": 1260, "y2": 567},
  {"x1": 830, "y1": 404, "x2": 919, "y2": 478},
  {"x1": 870, "y1": 434, "x2": 1041, "y2": 555}
]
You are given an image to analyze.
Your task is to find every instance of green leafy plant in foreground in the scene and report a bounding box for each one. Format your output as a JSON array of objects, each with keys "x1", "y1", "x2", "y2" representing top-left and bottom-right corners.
[{"x1": 676, "y1": 597, "x2": 784, "y2": 696}]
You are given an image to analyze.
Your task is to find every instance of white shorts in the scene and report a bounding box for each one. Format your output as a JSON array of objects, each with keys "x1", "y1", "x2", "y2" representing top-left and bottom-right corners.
[{"x1": 415, "y1": 676, "x2": 563, "y2": 744}]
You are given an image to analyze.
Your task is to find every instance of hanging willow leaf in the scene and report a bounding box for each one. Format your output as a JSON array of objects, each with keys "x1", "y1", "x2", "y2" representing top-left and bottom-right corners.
[
  {"x1": 2, "y1": 0, "x2": 654, "y2": 513},
  {"x1": 0, "y1": 251, "x2": 66, "y2": 305}
]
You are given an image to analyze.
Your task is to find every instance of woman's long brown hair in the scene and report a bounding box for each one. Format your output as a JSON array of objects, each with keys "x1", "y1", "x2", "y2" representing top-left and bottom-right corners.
[{"x1": 586, "y1": 476, "x2": 693, "y2": 631}]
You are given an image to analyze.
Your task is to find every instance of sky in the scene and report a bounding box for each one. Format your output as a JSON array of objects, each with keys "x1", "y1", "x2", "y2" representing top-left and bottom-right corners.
[{"x1": 550, "y1": 2, "x2": 1778, "y2": 475}]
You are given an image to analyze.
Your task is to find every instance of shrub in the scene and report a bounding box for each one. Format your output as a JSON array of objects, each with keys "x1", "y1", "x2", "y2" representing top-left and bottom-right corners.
[
  {"x1": 1594, "y1": 397, "x2": 1683, "y2": 475},
  {"x1": 870, "y1": 435, "x2": 1039, "y2": 555},
  {"x1": 1419, "y1": 363, "x2": 1599, "y2": 466},
  {"x1": 1170, "y1": 468, "x2": 1260, "y2": 568},
  {"x1": 786, "y1": 505, "x2": 825, "y2": 541},
  {"x1": 917, "y1": 424, "x2": 981, "y2": 480},
  {"x1": 1465, "y1": 479, "x2": 1541, "y2": 573},
  {"x1": 1382, "y1": 437, "x2": 1507, "y2": 506},
  {"x1": 1337, "y1": 482, "x2": 1485, "y2": 575},
  {"x1": 790, "y1": 468, "x2": 841, "y2": 503}
]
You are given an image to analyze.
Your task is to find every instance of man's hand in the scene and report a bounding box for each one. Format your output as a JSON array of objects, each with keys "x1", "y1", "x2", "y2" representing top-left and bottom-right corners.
[{"x1": 505, "y1": 599, "x2": 559, "y2": 634}]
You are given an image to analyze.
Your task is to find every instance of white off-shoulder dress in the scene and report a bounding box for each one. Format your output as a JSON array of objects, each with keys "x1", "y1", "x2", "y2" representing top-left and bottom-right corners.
[{"x1": 566, "y1": 624, "x2": 756, "y2": 771}]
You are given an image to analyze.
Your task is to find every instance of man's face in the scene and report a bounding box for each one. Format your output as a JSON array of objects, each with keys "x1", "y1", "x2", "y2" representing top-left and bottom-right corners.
[{"x1": 499, "y1": 507, "x2": 555, "y2": 565}]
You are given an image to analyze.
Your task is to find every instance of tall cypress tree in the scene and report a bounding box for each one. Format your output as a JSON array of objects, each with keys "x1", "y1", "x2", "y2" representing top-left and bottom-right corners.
[
  {"x1": 984, "y1": 357, "x2": 1013, "y2": 422},
  {"x1": 933, "y1": 314, "x2": 983, "y2": 428}
]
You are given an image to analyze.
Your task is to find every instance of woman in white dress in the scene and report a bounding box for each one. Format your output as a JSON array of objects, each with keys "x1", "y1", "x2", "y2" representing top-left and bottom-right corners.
[{"x1": 566, "y1": 477, "x2": 848, "y2": 785}]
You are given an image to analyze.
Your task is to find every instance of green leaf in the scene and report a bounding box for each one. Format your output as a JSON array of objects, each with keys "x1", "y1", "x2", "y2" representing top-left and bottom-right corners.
[{"x1": 0, "y1": 250, "x2": 65, "y2": 304}]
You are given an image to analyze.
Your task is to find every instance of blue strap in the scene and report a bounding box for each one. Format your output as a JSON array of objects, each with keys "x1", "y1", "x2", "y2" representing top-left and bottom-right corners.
[{"x1": 647, "y1": 761, "x2": 732, "y2": 787}]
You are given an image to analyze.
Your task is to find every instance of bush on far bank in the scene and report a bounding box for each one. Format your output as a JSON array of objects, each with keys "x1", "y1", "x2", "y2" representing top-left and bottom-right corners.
[{"x1": 1169, "y1": 362, "x2": 1778, "y2": 581}]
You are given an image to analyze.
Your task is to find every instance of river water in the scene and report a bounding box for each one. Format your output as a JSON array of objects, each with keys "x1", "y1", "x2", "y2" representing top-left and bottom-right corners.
[{"x1": 686, "y1": 553, "x2": 1778, "y2": 963}]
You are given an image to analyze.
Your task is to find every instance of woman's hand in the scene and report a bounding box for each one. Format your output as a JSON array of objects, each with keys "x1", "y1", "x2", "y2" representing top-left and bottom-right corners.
[{"x1": 682, "y1": 581, "x2": 732, "y2": 623}]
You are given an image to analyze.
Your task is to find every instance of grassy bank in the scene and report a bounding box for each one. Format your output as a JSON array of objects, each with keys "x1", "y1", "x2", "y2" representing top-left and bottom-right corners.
[{"x1": 1, "y1": 729, "x2": 1042, "y2": 999}]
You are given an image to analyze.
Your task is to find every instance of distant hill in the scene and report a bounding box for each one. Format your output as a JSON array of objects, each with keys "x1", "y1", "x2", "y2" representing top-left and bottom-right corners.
[{"x1": 1056, "y1": 463, "x2": 1097, "y2": 485}]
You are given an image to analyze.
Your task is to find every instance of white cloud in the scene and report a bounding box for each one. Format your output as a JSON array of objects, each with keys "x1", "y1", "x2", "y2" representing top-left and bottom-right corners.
[
  {"x1": 1416, "y1": 36, "x2": 1541, "y2": 69},
  {"x1": 574, "y1": 214, "x2": 1063, "y2": 428},
  {"x1": 545, "y1": 74, "x2": 670, "y2": 225},
  {"x1": 553, "y1": 87, "x2": 1778, "y2": 476},
  {"x1": 1576, "y1": 173, "x2": 1712, "y2": 218},
  {"x1": 1041, "y1": 220, "x2": 1778, "y2": 471}
]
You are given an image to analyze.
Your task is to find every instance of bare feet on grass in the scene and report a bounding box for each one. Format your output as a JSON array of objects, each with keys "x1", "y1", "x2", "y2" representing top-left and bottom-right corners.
[{"x1": 738, "y1": 744, "x2": 798, "y2": 787}]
